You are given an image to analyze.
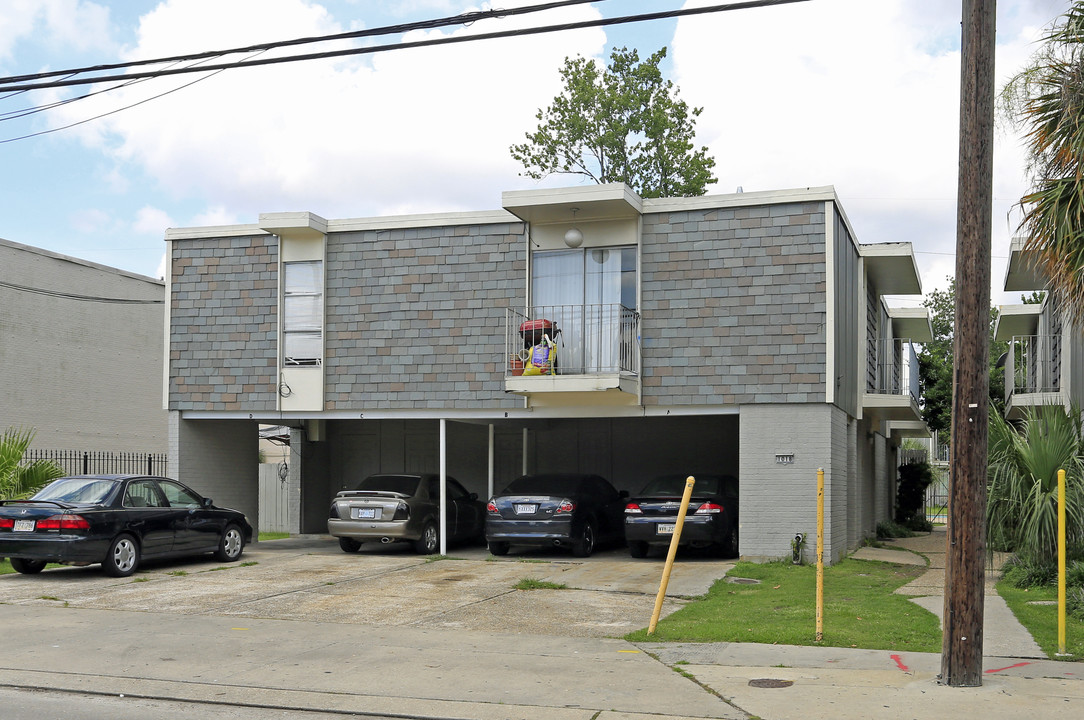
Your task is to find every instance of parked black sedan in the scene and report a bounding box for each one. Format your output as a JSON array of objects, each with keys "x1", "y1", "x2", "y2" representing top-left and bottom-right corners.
[
  {"x1": 485, "y1": 473, "x2": 627, "y2": 557},
  {"x1": 623, "y1": 474, "x2": 739, "y2": 558},
  {"x1": 0, "y1": 475, "x2": 253, "y2": 577}
]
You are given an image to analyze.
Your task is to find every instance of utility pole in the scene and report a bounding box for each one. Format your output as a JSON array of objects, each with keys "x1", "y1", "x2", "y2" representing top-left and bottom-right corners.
[{"x1": 942, "y1": 0, "x2": 995, "y2": 688}]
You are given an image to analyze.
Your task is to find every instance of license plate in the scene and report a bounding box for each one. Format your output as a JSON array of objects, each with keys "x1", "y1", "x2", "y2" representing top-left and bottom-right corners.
[
  {"x1": 352, "y1": 508, "x2": 378, "y2": 520},
  {"x1": 514, "y1": 504, "x2": 537, "y2": 515},
  {"x1": 13, "y1": 520, "x2": 35, "y2": 532},
  {"x1": 656, "y1": 524, "x2": 676, "y2": 535}
]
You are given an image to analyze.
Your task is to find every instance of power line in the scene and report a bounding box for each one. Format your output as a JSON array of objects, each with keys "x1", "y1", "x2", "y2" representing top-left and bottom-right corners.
[
  {"x1": 0, "y1": 0, "x2": 604, "y2": 88},
  {"x1": 0, "y1": 0, "x2": 809, "y2": 93}
]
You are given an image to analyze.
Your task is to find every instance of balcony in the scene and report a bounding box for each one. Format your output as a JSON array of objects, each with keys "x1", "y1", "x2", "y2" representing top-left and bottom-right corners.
[
  {"x1": 1004, "y1": 334, "x2": 1065, "y2": 418},
  {"x1": 863, "y1": 338, "x2": 923, "y2": 422},
  {"x1": 504, "y1": 304, "x2": 640, "y2": 402}
]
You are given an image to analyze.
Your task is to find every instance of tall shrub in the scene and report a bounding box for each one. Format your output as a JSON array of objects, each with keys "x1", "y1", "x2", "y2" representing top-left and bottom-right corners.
[
  {"x1": 0, "y1": 427, "x2": 65, "y2": 499},
  {"x1": 896, "y1": 460, "x2": 935, "y2": 529},
  {"x1": 987, "y1": 406, "x2": 1084, "y2": 562}
]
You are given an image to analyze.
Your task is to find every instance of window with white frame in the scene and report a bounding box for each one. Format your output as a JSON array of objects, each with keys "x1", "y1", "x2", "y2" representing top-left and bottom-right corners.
[{"x1": 283, "y1": 260, "x2": 323, "y2": 366}]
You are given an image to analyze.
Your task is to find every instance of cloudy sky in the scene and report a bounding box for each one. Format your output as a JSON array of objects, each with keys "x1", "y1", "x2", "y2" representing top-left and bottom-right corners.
[{"x1": 0, "y1": 0, "x2": 1072, "y2": 307}]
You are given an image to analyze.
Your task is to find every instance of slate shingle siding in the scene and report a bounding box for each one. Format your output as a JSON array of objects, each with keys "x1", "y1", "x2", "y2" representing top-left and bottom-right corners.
[
  {"x1": 324, "y1": 223, "x2": 524, "y2": 409},
  {"x1": 169, "y1": 235, "x2": 278, "y2": 411},
  {"x1": 640, "y1": 201, "x2": 827, "y2": 405}
]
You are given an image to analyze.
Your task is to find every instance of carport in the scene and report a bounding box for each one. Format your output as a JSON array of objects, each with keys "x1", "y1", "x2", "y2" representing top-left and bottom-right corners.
[{"x1": 286, "y1": 413, "x2": 740, "y2": 554}]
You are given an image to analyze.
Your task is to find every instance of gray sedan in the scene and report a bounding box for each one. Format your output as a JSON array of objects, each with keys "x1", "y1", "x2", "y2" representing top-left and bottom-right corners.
[{"x1": 327, "y1": 474, "x2": 485, "y2": 554}]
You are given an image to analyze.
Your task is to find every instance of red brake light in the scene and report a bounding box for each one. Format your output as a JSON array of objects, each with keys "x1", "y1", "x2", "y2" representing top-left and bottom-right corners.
[
  {"x1": 555, "y1": 499, "x2": 575, "y2": 514},
  {"x1": 0, "y1": 518, "x2": 13, "y2": 529},
  {"x1": 486, "y1": 500, "x2": 499, "y2": 514},
  {"x1": 694, "y1": 502, "x2": 723, "y2": 515},
  {"x1": 624, "y1": 503, "x2": 642, "y2": 515},
  {"x1": 35, "y1": 514, "x2": 91, "y2": 531}
]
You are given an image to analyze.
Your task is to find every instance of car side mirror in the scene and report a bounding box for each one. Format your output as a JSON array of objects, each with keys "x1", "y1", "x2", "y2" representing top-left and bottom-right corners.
[
  {"x1": 202, "y1": 497, "x2": 214, "y2": 508},
  {"x1": 467, "y1": 492, "x2": 478, "y2": 501}
]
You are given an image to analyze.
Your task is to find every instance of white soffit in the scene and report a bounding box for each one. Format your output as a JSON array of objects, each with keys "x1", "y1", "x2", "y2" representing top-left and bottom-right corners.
[
  {"x1": 502, "y1": 183, "x2": 643, "y2": 224},
  {"x1": 889, "y1": 307, "x2": 934, "y2": 342},
  {"x1": 993, "y1": 304, "x2": 1041, "y2": 341},
  {"x1": 861, "y1": 243, "x2": 922, "y2": 295},
  {"x1": 259, "y1": 211, "x2": 328, "y2": 241},
  {"x1": 1003, "y1": 238, "x2": 1047, "y2": 292}
]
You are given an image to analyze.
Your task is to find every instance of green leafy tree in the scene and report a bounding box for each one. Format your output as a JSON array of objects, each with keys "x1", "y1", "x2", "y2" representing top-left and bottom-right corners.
[
  {"x1": 918, "y1": 278, "x2": 1005, "y2": 446},
  {"x1": 1000, "y1": 2, "x2": 1084, "y2": 321},
  {"x1": 0, "y1": 427, "x2": 64, "y2": 499},
  {"x1": 511, "y1": 47, "x2": 717, "y2": 198}
]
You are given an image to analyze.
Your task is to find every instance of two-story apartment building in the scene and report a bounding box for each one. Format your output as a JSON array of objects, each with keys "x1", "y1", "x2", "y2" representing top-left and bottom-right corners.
[
  {"x1": 164, "y1": 184, "x2": 930, "y2": 562},
  {"x1": 995, "y1": 238, "x2": 1084, "y2": 417}
]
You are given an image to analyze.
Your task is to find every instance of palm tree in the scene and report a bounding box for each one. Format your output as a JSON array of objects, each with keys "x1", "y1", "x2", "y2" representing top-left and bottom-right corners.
[
  {"x1": 1001, "y1": 2, "x2": 1084, "y2": 319},
  {"x1": 986, "y1": 406, "x2": 1084, "y2": 563},
  {"x1": 0, "y1": 427, "x2": 65, "y2": 500}
]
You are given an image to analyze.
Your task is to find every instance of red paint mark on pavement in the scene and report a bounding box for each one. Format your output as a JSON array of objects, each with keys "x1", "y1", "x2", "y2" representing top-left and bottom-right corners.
[
  {"x1": 985, "y1": 662, "x2": 1031, "y2": 674},
  {"x1": 890, "y1": 654, "x2": 909, "y2": 672}
]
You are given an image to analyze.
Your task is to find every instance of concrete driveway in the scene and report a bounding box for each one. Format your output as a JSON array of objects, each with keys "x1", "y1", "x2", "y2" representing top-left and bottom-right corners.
[{"x1": 0, "y1": 535, "x2": 735, "y2": 638}]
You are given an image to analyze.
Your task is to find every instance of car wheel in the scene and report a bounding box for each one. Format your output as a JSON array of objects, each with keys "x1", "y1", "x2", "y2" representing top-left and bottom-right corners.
[
  {"x1": 338, "y1": 537, "x2": 362, "y2": 553},
  {"x1": 571, "y1": 519, "x2": 596, "y2": 558},
  {"x1": 10, "y1": 558, "x2": 46, "y2": 574},
  {"x1": 628, "y1": 541, "x2": 649, "y2": 559},
  {"x1": 103, "y1": 534, "x2": 139, "y2": 577},
  {"x1": 413, "y1": 521, "x2": 439, "y2": 554},
  {"x1": 214, "y1": 524, "x2": 246, "y2": 562},
  {"x1": 488, "y1": 541, "x2": 510, "y2": 556}
]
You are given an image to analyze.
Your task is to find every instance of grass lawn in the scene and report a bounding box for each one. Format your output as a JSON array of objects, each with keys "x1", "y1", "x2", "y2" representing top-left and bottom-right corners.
[
  {"x1": 997, "y1": 579, "x2": 1084, "y2": 660},
  {"x1": 258, "y1": 531, "x2": 290, "y2": 541},
  {"x1": 625, "y1": 558, "x2": 942, "y2": 652},
  {"x1": 0, "y1": 558, "x2": 12, "y2": 575}
]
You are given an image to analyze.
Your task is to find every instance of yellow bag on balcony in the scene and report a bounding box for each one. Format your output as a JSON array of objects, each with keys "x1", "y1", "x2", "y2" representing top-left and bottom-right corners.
[{"x1": 522, "y1": 334, "x2": 557, "y2": 376}]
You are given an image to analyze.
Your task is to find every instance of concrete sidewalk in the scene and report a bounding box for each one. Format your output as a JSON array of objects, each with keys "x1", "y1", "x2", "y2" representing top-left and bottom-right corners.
[{"x1": 1, "y1": 531, "x2": 1080, "y2": 719}]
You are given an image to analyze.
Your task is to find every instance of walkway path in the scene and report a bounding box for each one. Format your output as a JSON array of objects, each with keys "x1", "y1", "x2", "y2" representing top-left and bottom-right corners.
[{"x1": 851, "y1": 525, "x2": 1046, "y2": 658}]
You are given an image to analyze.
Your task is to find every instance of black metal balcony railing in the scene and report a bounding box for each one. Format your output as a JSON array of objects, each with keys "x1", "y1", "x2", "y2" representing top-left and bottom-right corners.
[
  {"x1": 1006, "y1": 334, "x2": 1061, "y2": 400},
  {"x1": 506, "y1": 304, "x2": 640, "y2": 377},
  {"x1": 869, "y1": 338, "x2": 920, "y2": 403}
]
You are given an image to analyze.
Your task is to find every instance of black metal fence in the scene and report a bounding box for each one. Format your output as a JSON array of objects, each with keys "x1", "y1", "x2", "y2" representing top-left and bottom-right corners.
[{"x1": 24, "y1": 450, "x2": 167, "y2": 477}]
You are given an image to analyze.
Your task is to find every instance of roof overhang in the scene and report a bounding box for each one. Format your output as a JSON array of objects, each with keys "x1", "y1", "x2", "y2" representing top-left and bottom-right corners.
[
  {"x1": 889, "y1": 307, "x2": 933, "y2": 342},
  {"x1": 993, "y1": 303, "x2": 1042, "y2": 341},
  {"x1": 1004, "y1": 237, "x2": 1047, "y2": 292},
  {"x1": 502, "y1": 184, "x2": 643, "y2": 225},
  {"x1": 861, "y1": 243, "x2": 922, "y2": 295}
]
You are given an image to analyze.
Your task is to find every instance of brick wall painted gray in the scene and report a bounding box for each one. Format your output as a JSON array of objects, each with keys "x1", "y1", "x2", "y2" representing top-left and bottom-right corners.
[
  {"x1": 739, "y1": 403, "x2": 850, "y2": 563},
  {"x1": 323, "y1": 223, "x2": 524, "y2": 410},
  {"x1": 169, "y1": 412, "x2": 259, "y2": 531},
  {"x1": 168, "y1": 235, "x2": 278, "y2": 411},
  {"x1": 640, "y1": 202, "x2": 827, "y2": 406},
  {"x1": 0, "y1": 240, "x2": 166, "y2": 453}
]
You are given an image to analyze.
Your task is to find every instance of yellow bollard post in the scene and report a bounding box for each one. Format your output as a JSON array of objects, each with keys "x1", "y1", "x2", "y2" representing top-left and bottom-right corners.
[
  {"x1": 648, "y1": 475, "x2": 695, "y2": 635},
  {"x1": 816, "y1": 468, "x2": 824, "y2": 642},
  {"x1": 1059, "y1": 469, "x2": 1067, "y2": 656}
]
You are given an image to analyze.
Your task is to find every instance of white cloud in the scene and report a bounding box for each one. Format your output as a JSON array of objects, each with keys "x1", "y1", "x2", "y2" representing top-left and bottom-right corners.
[
  {"x1": 51, "y1": 0, "x2": 608, "y2": 221},
  {"x1": 672, "y1": 0, "x2": 1058, "y2": 301},
  {"x1": 0, "y1": 0, "x2": 114, "y2": 62},
  {"x1": 70, "y1": 207, "x2": 113, "y2": 234},
  {"x1": 133, "y1": 205, "x2": 174, "y2": 235}
]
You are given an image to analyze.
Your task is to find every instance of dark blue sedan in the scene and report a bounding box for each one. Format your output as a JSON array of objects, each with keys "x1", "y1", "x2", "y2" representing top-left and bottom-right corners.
[
  {"x1": 0, "y1": 475, "x2": 253, "y2": 577},
  {"x1": 485, "y1": 473, "x2": 627, "y2": 557}
]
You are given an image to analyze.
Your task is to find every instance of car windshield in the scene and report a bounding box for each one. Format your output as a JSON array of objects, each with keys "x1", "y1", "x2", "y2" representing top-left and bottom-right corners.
[
  {"x1": 639, "y1": 476, "x2": 724, "y2": 496},
  {"x1": 500, "y1": 475, "x2": 584, "y2": 496},
  {"x1": 350, "y1": 475, "x2": 421, "y2": 496},
  {"x1": 32, "y1": 477, "x2": 118, "y2": 504}
]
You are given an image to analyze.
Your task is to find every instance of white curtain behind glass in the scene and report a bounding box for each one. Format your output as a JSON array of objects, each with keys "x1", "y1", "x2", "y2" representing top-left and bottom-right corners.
[{"x1": 283, "y1": 260, "x2": 323, "y2": 365}]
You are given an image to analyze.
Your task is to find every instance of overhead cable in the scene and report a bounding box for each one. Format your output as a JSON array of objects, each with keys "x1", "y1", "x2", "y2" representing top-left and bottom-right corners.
[{"x1": 0, "y1": 0, "x2": 808, "y2": 93}]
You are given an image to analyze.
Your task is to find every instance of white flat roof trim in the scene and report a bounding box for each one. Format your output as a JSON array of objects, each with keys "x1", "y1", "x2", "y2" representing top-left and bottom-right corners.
[
  {"x1": 644, "y1": 186, "x2": 838, "y2": 213},
  {"x1": 164, "y1": 186, "x2": 842, "y2": 241}
]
